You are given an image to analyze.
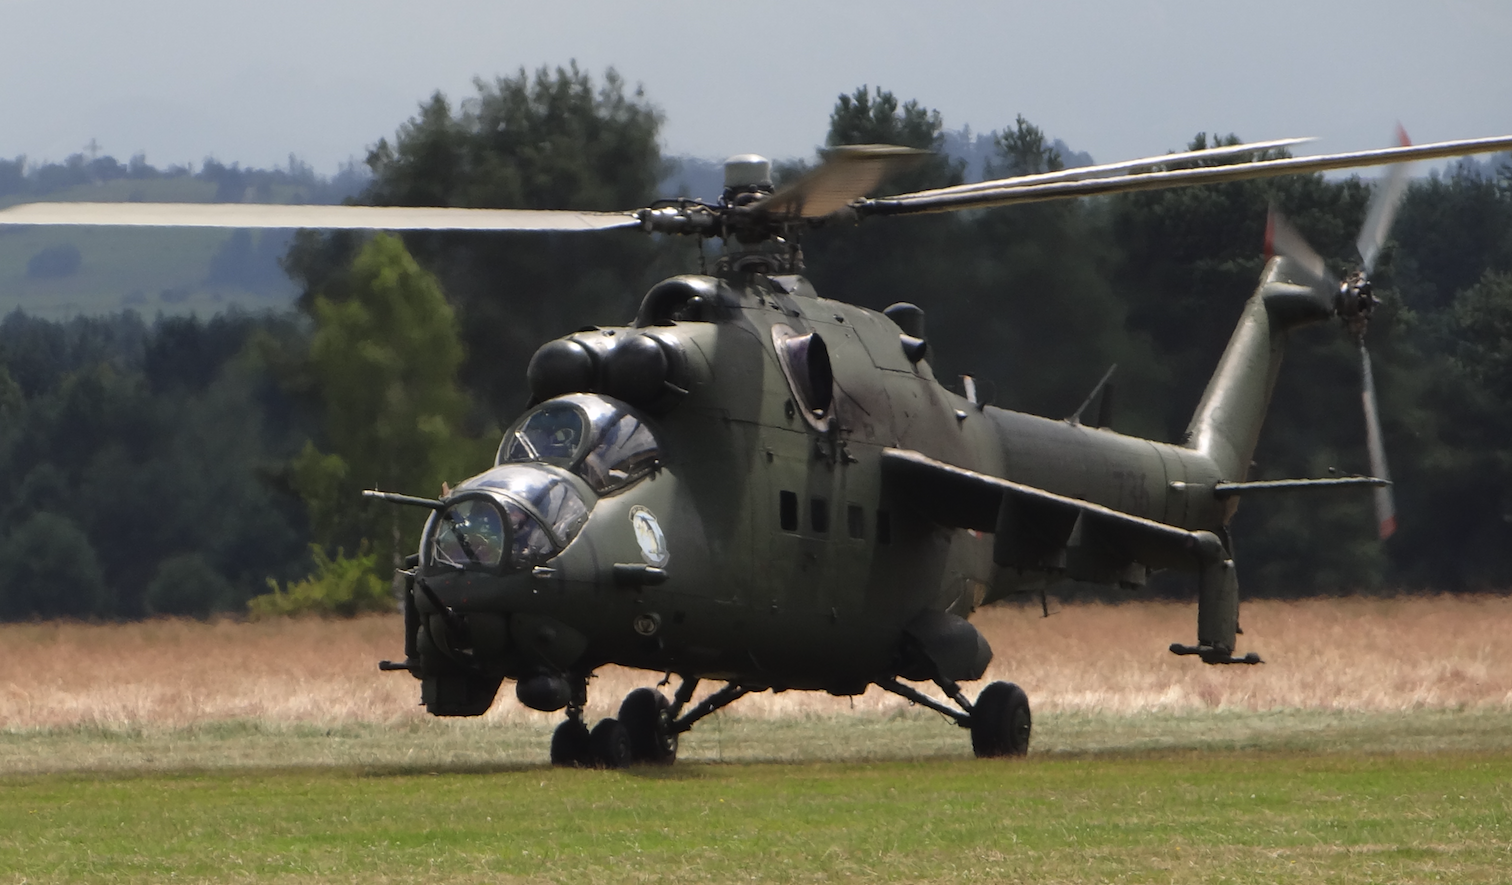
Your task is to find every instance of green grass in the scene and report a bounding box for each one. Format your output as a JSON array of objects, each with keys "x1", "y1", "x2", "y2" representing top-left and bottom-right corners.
[
  {"x1": 3, "y1": 710, "x2": 1511, "y2": 883},
  {"x1": 2, "y1": 748, "x2": 1508, "y2": 883},
  {"x1": 6, "y1": 708, "x2": 1512, "y2": 776}
]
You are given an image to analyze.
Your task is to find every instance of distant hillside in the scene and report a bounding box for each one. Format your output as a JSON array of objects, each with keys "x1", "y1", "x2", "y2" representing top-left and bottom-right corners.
[{"x1": 0, "y1": 153, "x2": 366, "y2": 319}]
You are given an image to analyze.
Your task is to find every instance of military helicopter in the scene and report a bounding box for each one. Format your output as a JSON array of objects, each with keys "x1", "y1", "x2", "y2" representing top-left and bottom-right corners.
[{"x1": 6, "y1": 130, "x2": 1512, "y2": 767}]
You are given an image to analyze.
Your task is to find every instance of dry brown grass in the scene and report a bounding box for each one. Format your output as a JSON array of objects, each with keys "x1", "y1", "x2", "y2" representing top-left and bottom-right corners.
[{"x1": 1, "y1": 595, "x2": 1508, "y2": 733}]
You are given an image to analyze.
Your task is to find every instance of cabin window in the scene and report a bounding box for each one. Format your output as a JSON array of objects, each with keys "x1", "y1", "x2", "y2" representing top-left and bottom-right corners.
[
  {"x1": 810, "y1": 497, "x2": 829, "y2": 534},
  {"x1": 779, "y1": 490, "x2": 798, "y2": 531},
  {"x1": 876, "y1": 510, "x2": 892, "y2": 545},
  {"x1": 847, "y1": 504, "x2": 864, "y2": 539}
]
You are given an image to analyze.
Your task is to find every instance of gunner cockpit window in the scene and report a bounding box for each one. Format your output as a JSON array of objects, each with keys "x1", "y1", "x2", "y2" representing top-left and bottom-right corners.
[{"x1": 429, "y1": 465, "x2": 591, "y2": 572}]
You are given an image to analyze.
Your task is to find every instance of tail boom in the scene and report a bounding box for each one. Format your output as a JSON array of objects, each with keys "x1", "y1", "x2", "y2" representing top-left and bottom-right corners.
[{"x1": 1183, "y1": 258, "x2": 1333, "y2": 482}]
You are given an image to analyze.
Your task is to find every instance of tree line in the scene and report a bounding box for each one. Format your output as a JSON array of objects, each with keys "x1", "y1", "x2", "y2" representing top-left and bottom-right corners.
[
  {"x1": 0, "y1": 150, "x2": 366, "y2": 203},
  {"x1": 2, "y1": 68, "x2": 1510, "y2": 620}
]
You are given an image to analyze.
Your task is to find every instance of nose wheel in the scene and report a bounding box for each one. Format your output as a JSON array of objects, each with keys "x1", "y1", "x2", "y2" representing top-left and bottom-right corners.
[
  {"x1": 549, "y1": 717, "x2": 592, "y2": 767},
  {"x1": 549, "y1": 686, "x2": 681, "y2": 769},
  {"x1": 589, "y1": 718, "x2": 634, "y2": 768},
  {"x1": 548, "y1": 676, "x2": 746, "y2": 768}
]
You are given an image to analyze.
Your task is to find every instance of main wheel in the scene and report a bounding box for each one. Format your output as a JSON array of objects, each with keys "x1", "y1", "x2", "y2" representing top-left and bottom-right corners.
[
  {"x1": 970, "y1": 681, "x2": 1031, "y2": 758},
  {"x1": 550, "y1": 718, "x2": 592, "y2": 767},
  {"x1": 618, "y1": 688, "x2": 678, "y2": 764},
  {"x1": 590, "y1": 718, "x2": 634, "y2": 769}
]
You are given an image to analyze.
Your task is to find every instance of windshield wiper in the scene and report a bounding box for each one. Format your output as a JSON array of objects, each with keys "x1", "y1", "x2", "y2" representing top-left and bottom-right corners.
[
  {"x1": 442, "y1": 510, "x2": 480, "y2": 563},
  {"x1": 513, "y1": 430, "x2": 540, "y2": 461}
]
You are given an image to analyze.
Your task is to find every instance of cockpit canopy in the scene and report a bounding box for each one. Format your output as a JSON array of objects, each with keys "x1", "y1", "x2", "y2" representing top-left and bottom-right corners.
[
  {"x1": 497, "y1": 394, "x2": 661, "y2": 494},
  {"x1": 426, "y1": 396, "x2": 662, "y2": 574},
  {"x1": 429, "y1": 463, "x2": 592, "y2": 572}
]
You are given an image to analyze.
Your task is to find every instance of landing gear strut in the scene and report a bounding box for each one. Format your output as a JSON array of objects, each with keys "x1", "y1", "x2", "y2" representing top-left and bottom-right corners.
[
  {"x1": 877, "y1": 676, "x2": 1032, "y2": 758},
  {"x1": 549, "y1": 674, "x2": 594, "y2": 768}
]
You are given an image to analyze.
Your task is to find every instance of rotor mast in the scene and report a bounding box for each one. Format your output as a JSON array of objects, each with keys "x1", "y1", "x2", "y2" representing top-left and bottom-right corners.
[{"x1": 714, "y1": 154, "x2": 805, "y2": 275}]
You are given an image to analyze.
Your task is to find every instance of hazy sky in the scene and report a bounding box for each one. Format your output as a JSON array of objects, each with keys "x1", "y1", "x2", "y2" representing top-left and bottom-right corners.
[{"x1": 5, "y1": 0, "x2": 1511, "y2": 174}]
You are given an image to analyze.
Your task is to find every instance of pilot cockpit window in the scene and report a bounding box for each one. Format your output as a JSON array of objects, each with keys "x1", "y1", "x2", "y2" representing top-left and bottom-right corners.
[
  {"x1": 502, "y1": 403, "x2": 587, "y2": 466},
  {"x1": 500, "y1": 395, "x2": 662, "y2": 494},
  {"x1": 578, "y1": 413, "x2": 659, "y2": 492}
]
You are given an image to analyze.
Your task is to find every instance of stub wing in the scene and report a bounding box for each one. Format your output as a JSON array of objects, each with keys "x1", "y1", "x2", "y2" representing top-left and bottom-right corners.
[{"x1": 880, "y1": 448, "x2": 1221, "y2": 574}]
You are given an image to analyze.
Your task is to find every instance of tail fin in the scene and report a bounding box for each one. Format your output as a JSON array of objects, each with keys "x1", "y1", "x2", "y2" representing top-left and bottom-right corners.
[{"x1": 1183, "y1": 257, "x2": 1333, "y2": 480}]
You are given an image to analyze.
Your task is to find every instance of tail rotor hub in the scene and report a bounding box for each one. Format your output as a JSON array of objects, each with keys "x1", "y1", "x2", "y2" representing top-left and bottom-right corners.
[{"x1": 1336, "y1": 271, "x2": 1378, "y2": 338}]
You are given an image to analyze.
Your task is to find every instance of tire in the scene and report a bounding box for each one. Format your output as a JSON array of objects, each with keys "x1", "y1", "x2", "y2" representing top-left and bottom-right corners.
[
  {"x1": 550, "y1": 718, "x2": 592, "y2": 768},
  {"x1": 970, "y1": 681, "x2": 1031, "y2": 758},
  {"x1": 618, "y1": 688, "x2": 678, "y2": 764},
  {"x1": 590, "y1": 718, "x2": 634, "y2": 769}
]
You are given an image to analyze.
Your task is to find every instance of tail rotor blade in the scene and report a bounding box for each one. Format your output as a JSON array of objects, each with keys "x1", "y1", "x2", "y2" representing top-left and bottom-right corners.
[
  {"x1": 1265, "y1": 207, "x2": 1336, "y2": 294},
  {"x1": 1359, "y1": 342, "x2": 1397, "y2": 539},
  {"x1": 1357, "y1": 126, "x2": 1414, "y2": 274}
]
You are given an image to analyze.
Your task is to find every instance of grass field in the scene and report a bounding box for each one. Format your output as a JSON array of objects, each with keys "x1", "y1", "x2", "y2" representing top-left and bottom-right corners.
[
  {"x1": 2, "y1": 748, "x2": 1508, "y2": 882},
  {"x1": 3, "y1": 598, "x2": 1509, "y2": 882}
]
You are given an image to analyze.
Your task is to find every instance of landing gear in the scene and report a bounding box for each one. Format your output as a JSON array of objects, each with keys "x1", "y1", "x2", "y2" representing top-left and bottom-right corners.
[
  {"x1": 619, "y1": 687, "x2": 677, "y2": 764},
  {"x1": 547, "y1": 675, "x2": 753, "y2": 768},
  {"x1": 876, "y1": 676, "x2": 1032, "y2": 759},
  {"x1": 549, "y1": 673, "x2": 595, "y2": 768},
  {"x1": 589, "y1": 718, "x2": 634, "y2": 768},
  {"x1": 550, "y1": 718, "x2": 592, "y2": 767},
  {"x1": 552, "y1": 712, "x2": 638, "y2": 769},
  {"x1": 970, "y1": 681, "x2": 1031, "y2": 758}
]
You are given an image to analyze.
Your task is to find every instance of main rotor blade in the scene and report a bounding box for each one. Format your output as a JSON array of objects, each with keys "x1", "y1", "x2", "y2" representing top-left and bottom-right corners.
[
  {"x1": 897, "y1": 136, "x2": 1314, "y2": 202},
  {"x1": 754, "y1": 144, "x2": 929, "y2": 220},
  {"x1": 860, "y1": 134, "x2": 1512, "y2": 218},
  {"x1": 1265, "y1": 207, "x2": 1336, "y2": 294},
  {"x1": 1357, "y1": 126, "x2": 1414, "y2": 274},
  {"x1": 1360, "y1": 341, "x2": 1398, "y2": 539},
  {"x1": 0, "y1": 202, "x2": 645, "y2": 232}
]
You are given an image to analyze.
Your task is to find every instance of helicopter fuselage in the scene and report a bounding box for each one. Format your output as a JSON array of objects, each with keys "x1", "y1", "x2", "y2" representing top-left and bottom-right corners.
[{"x1": 407, "y1": 271, "x2": 1238, "y2": 714}]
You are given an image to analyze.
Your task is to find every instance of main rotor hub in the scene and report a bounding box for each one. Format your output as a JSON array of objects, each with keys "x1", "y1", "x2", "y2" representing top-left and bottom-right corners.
[{"x1": 723, "y1": 154, "x2": 773, "y2": 192}]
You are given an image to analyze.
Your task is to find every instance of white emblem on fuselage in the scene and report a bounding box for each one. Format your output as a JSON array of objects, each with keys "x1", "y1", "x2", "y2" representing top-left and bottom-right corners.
[{"x1": 629, "y1": 505, "x2": 669, "y2": 567}]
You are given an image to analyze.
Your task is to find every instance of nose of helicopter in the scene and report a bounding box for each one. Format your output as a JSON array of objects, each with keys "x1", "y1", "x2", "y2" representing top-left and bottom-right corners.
[{"x1": 403, "y1": 392, "x2": 698, "y2": 714}]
